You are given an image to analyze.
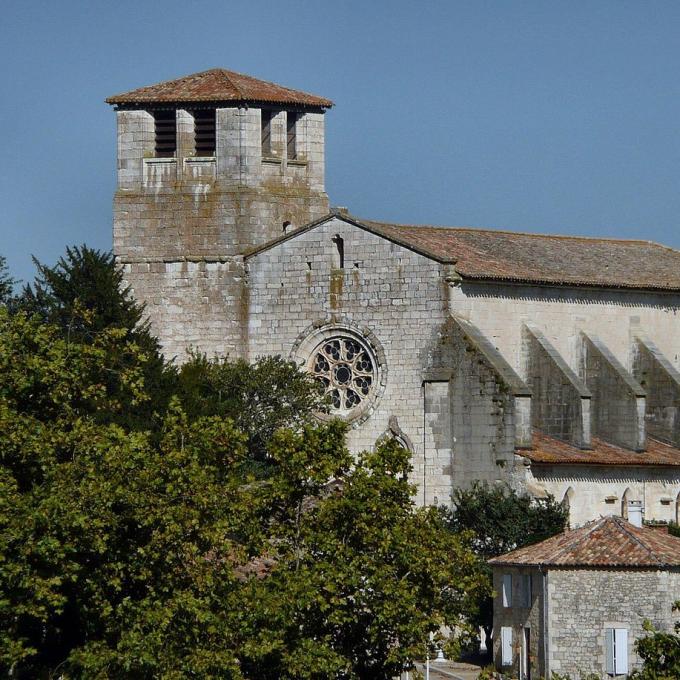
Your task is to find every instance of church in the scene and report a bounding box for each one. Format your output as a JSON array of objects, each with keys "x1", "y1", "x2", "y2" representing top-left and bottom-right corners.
[{"x1": 107, "y1": 68, "x2": 680, "y2": 527}]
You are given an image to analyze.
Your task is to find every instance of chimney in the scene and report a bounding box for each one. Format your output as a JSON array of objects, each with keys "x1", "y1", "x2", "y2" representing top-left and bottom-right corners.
[{"x1": 627, "y1": 500, "x2": 644, "y2": 527}]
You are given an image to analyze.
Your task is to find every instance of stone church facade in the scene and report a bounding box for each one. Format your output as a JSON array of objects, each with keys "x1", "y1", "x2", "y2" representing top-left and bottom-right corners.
[{"x1": 107, "y1": 69, "x2": 680, "y2": 525}]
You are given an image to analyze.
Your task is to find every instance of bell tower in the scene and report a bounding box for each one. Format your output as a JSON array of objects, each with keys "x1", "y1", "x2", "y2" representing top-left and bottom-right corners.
[{"x1": 106, "y1": 68, "x2": 332, "y2": 359}]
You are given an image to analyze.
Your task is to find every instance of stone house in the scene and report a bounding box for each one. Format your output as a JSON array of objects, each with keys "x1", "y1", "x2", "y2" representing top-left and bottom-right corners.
[
  {"x1": 107, "y1": 68, "x2": 680, "y2": 523},
  {"x1": 489, "y1": 516, "x2": 680, "y2": 678}
]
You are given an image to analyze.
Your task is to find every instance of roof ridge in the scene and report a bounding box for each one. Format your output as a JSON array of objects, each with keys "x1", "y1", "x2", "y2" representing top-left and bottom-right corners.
[
  {"x1": 546, "y1": 517, "x2": 606, "y2": 562},
  {"x1": 364, "y1": 218, "x2": 666, "y2": 246},
  {"x1": 611, "y1": 516, "x2": 664, "y2": 566}
]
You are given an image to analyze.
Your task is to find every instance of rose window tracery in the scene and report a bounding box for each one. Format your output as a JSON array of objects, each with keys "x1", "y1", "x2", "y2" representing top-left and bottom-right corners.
[{"x1": 310, "y1": 337, "x2": 376, "y2": 414}]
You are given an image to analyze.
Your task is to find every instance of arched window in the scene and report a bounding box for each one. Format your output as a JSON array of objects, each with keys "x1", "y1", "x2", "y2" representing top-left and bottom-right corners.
[
  {"x1": 562, "y1": 487, "x2": 575, "y2": 520},
  {"x1": 622, "y1": 488, "x2": 633, "y2": 519}
]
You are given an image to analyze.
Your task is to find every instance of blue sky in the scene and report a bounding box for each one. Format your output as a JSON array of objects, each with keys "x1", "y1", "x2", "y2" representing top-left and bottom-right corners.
[{"x1": 2, "y1": 0, "x2": 680, "y2": 284}]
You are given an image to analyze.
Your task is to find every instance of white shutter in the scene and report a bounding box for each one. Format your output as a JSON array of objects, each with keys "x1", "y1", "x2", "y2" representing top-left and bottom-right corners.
[
  {"x1": 614, "y1": 628, "x2": 628, "y2": 674},
  {"x1": 605, "y1": 628, "x2": 615, "y2": 675},
  {"x1": 502, "y1": 574, "x2": 512, "y2": 608},
  {"x1": 501, "y1": 626, "x2": 513, "y2": 666}
]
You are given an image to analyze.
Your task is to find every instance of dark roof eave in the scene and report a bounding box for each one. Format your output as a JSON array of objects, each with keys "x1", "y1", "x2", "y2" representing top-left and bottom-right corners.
[
  {"x1": 460, "y1": 274, "x2": 680, "y2": 294},
  {"x1": 106, "y1": 98, "x2": 332, "y2": 111},
  {"x1": 518, "y1": 454, "x2": 680, "y2": 469},
  {"x1": 489, "y1": 560, "x2": 675, "y2": 569}
]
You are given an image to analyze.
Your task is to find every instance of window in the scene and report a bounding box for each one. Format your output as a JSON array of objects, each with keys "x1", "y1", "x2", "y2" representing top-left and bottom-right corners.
[
  {"x1": 521, "y1": 573, "x2": 532, "y2": 608},
  {"x1": 502, "y1": 574, "x2": 512, "y2": 608},
  {"x1": 332, "y1": 234, "x2": 344, "y2": 269},
  {"x1": 605, "y1": 628, "x2": 628, "y2": 675},
  {"x1": 153, "y1": 110, "x2": 176, "y2": 157},
  {"x1": 261, "y1": 110, "x2": 272, "y2": 156},
  {"x1": 193, "y1": 108, "x2": 216, "y2": 156},
  {"x1": 501, "y1": 626, "x2": 513, "y2": 666},
  {"x1": 287, "y1": 111, "x2": 298, "y2": 159}
]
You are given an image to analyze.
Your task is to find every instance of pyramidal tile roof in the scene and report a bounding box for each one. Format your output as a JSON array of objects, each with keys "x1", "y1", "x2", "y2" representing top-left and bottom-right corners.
[
  {"x1": 106, "y1": 68, "x2": 333, "y2": 108},
  {"x1": 489, "y1": 515, "x2": 680, "y2": 568}
]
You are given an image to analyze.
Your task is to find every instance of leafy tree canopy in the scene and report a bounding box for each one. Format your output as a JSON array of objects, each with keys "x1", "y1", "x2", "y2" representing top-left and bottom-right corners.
[
  {"x1": 177, "y1": 352, "x2": 326, "y2": 460},
  {"x1": 630, "y1": 603, "x2": 680, "y2": 680},
  {"x1": 15, "y1": 245, "x2": 175, "y2": 428},
  {"x1": 0, "y1": 255, "x2": 15, "y2": 305},
  {"x1": 0, "y1": 284, "x2": 489, "y2": 678}
]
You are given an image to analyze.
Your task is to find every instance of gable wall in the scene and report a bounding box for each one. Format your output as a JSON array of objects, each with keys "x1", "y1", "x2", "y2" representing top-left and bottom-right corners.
[{"x1": 246, "y1": 217, "x2": 451, "y2": 502}]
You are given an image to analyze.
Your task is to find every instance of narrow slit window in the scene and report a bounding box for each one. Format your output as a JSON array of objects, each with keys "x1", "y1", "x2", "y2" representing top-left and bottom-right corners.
[
  {"x1": 193, "y1": 108, "x2": 216, "y2": 156},
  {"x1": 287, "y1": 112, "x2": 298, "y2": 160},
  {"x1": 153, "y1": 110, "x2": 176, "y2": 157},
  {"x1": 332, "y1": 235, "x2": 344, "y2": 269},
  {"x1": 261, "y1": 110, "x2": 272, "y2": 156}
]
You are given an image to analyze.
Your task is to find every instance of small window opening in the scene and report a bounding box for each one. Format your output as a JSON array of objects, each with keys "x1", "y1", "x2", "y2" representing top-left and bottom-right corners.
[
  {"x1": 332, "y1": 235, "x2": 344, "y2": 269},
  {"x1": 153, "y1": 110, "x2": 176, "y2": 157},
  {"x1": 262, "y1": 110, "x2": 272, "y2": 156},
  {"x1": 287, "y1": 112, "x2": 298, "y2": 160},
  {"x1": 193, "y1": 108, "x2": 216, "y2": 156},
  {"x1": 282, "y1": 221, "x2": 291, "y2": 233}
]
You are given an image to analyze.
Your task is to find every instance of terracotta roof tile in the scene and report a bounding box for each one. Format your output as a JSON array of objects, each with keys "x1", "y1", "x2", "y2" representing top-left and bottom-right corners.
[
  {"x1": 362, "y1": 220, "x2": 680, "y2": 291},
  {"x1": 518, "y1": 430, "x2": 680, "y2": 467},
  {"x1": 489, "y1": 515, "x2": 680, "y2": 567},
  {"x1": 106, "y1": 68, "x2": 332, "y2": 108}
]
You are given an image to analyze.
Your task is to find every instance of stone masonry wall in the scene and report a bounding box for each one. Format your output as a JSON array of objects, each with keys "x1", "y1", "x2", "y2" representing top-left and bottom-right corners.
[
  {"x1": 113, "y1": 106, "x2": 328, "y2": 360},
  {"x1": 492, "y1": 566, "x2": 544, "y2": 677},
  {"x1": 548, "y1": 568, "x2": 680, "y2": 677},
  {"x1": 246, "y1": 216, "x2": 451, "y2": 504},
  {"x1": 522, "y1": 323, "x2": 591, "y2": 448},
  {"x1": 580, "y1": 332, "x2": 646, "y2": 451},
  {"x1": 524, "y1": 462, "x2": 680, "y2": 526},
  {"x1": 449, "y1": 282, "x2": 680, "y2": 387},
  {"x1": 633, "y1": 334, "x2": 680, "y2": 446}
]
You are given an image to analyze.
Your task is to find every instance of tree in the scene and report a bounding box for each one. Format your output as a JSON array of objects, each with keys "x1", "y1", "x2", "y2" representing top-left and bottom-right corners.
[
  {"x1": 0, "y1": 307, "x2": 489, "y2": 678},
  {"x1": 630, "y1": 604, "x2": 680, "y2": 680},
  {"x1": 177, "y1": 353, "x2": 326, "y2": 460},
  {"x1": 0, "y1": 255, "x2": 15, "y2": 305},
  {"x1": 239, "y1": 437, "x2": 489, "y2": 680},
  {"x1": 443, "y1": 481, "x2": 568, "y2": 645},
  {"x1": 16, "y1": 245, "x2": 175, "y2": 428}
]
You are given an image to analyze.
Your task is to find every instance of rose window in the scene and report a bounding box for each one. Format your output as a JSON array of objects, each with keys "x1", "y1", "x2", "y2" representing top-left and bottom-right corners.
[{"x1": 310, "y1": 337, "x2": 376, "y2": 414}]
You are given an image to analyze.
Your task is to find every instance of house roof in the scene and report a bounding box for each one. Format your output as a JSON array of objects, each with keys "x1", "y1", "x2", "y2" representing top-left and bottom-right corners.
[
  {"x1": 518, "y1": 430, "x2": 680, "y2": 468},
  {"x1": 246, "y1": 212, "x2": 680, "y2": 292},
  {"x1": 106, "y1": 68, "x2": 333, "y2": 108},
  {"x1": 363, "y1": 219, "x2": 680, "y2": 292},
  {"x1": 489, "y1": 515, "x2": 680, "y2": 568}
]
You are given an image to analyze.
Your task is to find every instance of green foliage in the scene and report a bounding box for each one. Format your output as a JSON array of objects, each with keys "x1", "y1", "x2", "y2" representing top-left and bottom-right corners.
[
  {"x1": 177, "y1": 352, "x2": 326, "y2": 459},
  {"x1": 629, "y1": 602, "x2": 680, "y2": 679},
  {"x1": 445, "y1": 481, "x2": 569, "y2": 560},
  {"x1": 240, "y1": 438, "x2": 489, "y2": 680},
  {"x1": 15, "y1": 245, "x2": 175, "y2": 428},
  {"x1": 442, "y1": 481, "x2": 568, "y2": 640},
  {"x1": 0, "y1": 299, "x2": 488, "y2": 678},
  {"x1": 0, "y1": 255, "x2": 15, "y2": 305},
  {"x1": 668, "y1": 521, "x2": 680, "y2": 538}
]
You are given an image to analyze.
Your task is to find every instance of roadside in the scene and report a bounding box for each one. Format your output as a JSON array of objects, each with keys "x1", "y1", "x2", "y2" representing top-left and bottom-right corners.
[{"x1": 411, "y1": 660, "x2": 482, "y2": 680}]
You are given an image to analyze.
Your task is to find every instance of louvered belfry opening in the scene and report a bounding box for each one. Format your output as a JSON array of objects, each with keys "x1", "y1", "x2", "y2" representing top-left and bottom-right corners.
[
  {"x1": 261, "y1": 110, "x2": 272, "y2": 156},
  {"x1": 153, "y1": 110, "x2": 176, "y2": 157},
  {"x1": 193, "y1": 108, "x2": 216, "y2": 156},
  {"x1": 287, "y1": 112, "x2": 297, "y2": 160}
]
